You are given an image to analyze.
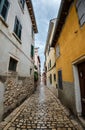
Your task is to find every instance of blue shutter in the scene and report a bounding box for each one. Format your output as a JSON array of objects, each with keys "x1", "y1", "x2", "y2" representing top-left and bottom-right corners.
[{"x1": 58, "y1": 70, "x2": 63, "y2": 89}]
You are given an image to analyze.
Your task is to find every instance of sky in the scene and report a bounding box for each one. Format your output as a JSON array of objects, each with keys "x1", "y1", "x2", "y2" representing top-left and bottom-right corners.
[{"x1": 32, "y1": 0, "x2": 61, "y2": 73}]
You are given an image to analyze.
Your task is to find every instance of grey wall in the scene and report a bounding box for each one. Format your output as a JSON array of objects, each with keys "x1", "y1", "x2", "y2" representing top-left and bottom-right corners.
[{"x1": 58, "y1": 81, "x2": 77, "y2": 115}]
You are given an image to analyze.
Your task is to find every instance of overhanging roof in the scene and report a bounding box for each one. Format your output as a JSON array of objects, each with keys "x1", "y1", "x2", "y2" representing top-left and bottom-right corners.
[
  {"x1": 44, "y1": 18, "x2": 56, "y2": 54},
  {"x1": 44, "y1": 21, "x2": 54, "y2": 54},
  {"x1": 26, "y1": 0, "x2": 38, "y2": 33},
  {"x1": 51, "y1": 0, "x2": 73, "y2": 47}
]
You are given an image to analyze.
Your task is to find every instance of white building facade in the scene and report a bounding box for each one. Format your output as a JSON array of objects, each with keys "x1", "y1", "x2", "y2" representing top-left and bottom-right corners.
[
  {"x1": 0, "y1": 0, "x2": 38, "y2": 121},
  {"x1": 34, "y1": 48, "x2": 41, "y2": 84}
]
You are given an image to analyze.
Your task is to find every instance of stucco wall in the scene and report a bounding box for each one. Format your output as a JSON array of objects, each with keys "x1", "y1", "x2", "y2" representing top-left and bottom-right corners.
[
  {"x1": 0, "y1": 0, "x2": 34, "y2": 77},
  {"x1": 0, "y1": 0, "x2": 35, "y2": 121},
  {"x1": 56, "y1": 4, "x2": 85, "y2": 82},
  {"x1": 55, "y1": 3, "x2": 85, "y2": 114},
  {"x1": 46, "y1": 48, "x2": 57, "y2": 88}
]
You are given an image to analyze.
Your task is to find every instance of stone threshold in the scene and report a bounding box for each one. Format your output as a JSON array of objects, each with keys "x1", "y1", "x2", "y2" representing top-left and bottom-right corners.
[{"x1": 78, "y1": 116, "x2": 85, "y2": 128}]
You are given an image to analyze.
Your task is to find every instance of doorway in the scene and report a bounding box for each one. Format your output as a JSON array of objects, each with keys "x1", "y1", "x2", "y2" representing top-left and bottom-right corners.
[{"x1": 78, "y1": 61, "x2": 85, "y2": 116}]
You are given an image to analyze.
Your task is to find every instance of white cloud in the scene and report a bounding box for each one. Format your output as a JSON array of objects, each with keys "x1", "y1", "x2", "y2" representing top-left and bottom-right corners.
[{"x1": 32, "y1": 0, "x2": 61, "y2": 72}]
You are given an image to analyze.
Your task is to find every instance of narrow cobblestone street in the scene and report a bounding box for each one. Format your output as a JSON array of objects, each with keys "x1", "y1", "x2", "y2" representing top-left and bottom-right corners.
[{"x1": 0, "y1": 85, "x2": 83, "y2": 130}]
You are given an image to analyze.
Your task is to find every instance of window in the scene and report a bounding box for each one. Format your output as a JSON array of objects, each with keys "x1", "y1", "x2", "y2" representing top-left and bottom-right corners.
[
  {"x1": 50, "y1": 60, "x2": 51, "y2": 68},
  {"x1": 30, "y1": 68, "x2": 32, "y2": 75},
  {"x1": 32, "y1": 27, "x2": 34, "y2": 39},
  {"x1": 48, "y1": 63, "x2": 49, "y2": 70},
  {"x1": 76, "y1": 0, "x2": 85, "y2": 26},
  {"x1": 48, "y1": 45, "x2": 50, "y2": 55},
  {"x1": 20, "y1": 0, "x2": 25, "y2": 9},
  {"x1": 50, "y1": 74, "x2": 52, "y2": 84},
  {"x1": 54, "y1": 74, "x2": 56, "y2": 81},
  {"x1": 0, "y1": 0, "x2": 10, "y2": 20},
  {"x1": 31, "y1": 45, "x2": 34, "y2": 58},
  {"x1": 58, "y1": 70, "x2": 63, "y2": 89},
  {"x1": 56, "y1": 44, "x2": 60, "y2": 58},
  {"x1": 8, "y1": 57, "x2": 18, "y2": 72},
  {"x1": 14, "y1": 16, "x2": 22, "y2": 40}
]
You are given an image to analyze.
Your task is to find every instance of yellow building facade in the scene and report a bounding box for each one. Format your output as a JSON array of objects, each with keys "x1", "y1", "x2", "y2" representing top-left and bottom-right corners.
[
  {"x1": 51, "y1": 0, "x2": 85, "y2": 116},
  {"x1": 44, "y1": 19, "x2": 57, "y2": 88}
]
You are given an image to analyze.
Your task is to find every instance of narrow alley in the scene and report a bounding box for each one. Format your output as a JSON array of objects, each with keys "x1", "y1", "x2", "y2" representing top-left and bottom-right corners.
[{"x1": 0, "y1": 84, "x2": 83, "y2": 130}]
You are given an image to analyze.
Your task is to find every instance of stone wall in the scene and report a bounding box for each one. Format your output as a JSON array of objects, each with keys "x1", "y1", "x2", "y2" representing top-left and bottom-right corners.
[{"x1": 0, "y1": 75, "x2": 34, "y2": 121}]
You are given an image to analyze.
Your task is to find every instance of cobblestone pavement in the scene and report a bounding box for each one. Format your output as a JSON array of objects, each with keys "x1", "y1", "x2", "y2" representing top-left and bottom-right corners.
[{"x1": 1, "y1": 85, "x2": 83, "y2": 130}]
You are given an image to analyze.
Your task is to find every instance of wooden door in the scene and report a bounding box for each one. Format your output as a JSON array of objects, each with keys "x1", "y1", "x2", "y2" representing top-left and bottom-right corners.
[{"x1": 78, "y1": 61, "x2": 85, "y2": 116}]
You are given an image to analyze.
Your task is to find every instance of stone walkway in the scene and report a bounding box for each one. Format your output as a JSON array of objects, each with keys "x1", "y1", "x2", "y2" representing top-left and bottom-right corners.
[{"x1": 0, "y1": 85, "x2": 83, "y2": 130}]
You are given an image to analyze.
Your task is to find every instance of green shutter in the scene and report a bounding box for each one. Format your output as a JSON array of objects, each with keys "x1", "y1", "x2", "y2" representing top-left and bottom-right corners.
[
  {"x1": 20, "y1": 0, "x2": 25, "y2": 9},
  {"x1": 14, "y1": 16, "x2": 17, "y2": 32},
  {"x1": 0, "y1": 0, "x2": 10, "y2": 20},
  {"x1": 14, "y1": 16, "x2": 22, "y2": 40},
  {"x1": 31, "y1": 45, "x2": 34, "y2": 58},
  {"x1": 18, "y1": 24, "x2": 22, "y2": 39}
]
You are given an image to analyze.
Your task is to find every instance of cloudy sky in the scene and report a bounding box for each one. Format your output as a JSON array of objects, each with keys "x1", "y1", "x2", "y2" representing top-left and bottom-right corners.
[{"x1": 32, "y1": 0, "x2": 61, "y2": 73}]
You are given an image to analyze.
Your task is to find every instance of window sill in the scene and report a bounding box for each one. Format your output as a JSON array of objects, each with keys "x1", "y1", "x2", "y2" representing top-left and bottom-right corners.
[
  {"x1": 12, "y1": 32, "x2": 22, "y2": 44},
  {"x1": 8, "y1": 71, "x2": 18, "y2": 76},
  {"x1": 0, "y1": 16, "x2": 8, "y2": 28},
  {"x1": 31, "y1": 57, "x2": 34, "y2": 61},
  {"x1": 18, "y1": 0, "x2": 24, "y2": 14}
]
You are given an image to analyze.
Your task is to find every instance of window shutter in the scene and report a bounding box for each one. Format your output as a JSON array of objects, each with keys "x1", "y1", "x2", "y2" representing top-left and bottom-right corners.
[
  {"x1": 9, "y1": 57, "x2": 18, "y2": 72},
  {"x1": 14, "y1": 16, "x2": 18, "y2": 35},
  {"x1": 0, "y1": 0, "x2": 10, "y2": 20},
  {"x1": 31, "y1": 45, "x2": 34, "y2": 58},
  {"x1": 50, "y1": 74, "x2": 52, "y2": 84},
  {"x1": 54, "y1": 74, "x2": 56, "y2": 81},
  {"x1": 20, "y1": 0, "x2": 25, "y2": 9},
  {"x1": 76, "y1": 0, "x2": 85, "y2": 26},
  {"x1": 58, "y1": 70, "x2": 63, "y2": 89},
  {"x1": 18, "y1": 24, "x2": 22, "y2": 39},
  {"x1": 50, "y1": 60, "x2": 51, "y2": 68},
  {"x1": 22, "y1": 0, "x2": 25, "y2": 8},
  {"x1": 14, "y1": 16, "x2": 22, "y2": 40},
  {"x1": 0, "y1": 0, "x2": 2, "y2": 5}
]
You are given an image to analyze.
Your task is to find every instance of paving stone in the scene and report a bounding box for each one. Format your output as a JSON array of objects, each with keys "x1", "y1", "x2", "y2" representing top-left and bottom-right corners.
[{"x1": 2, "y1": 85, "x2": 83, "y2": 130}]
